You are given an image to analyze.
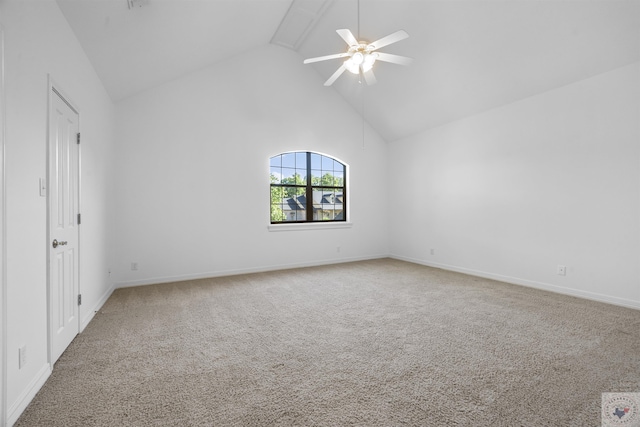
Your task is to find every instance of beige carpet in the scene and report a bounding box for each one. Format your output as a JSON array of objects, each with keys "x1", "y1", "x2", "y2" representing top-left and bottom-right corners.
[{"x1": 16, "y1": 259, "x2": 640, "y2": 426}]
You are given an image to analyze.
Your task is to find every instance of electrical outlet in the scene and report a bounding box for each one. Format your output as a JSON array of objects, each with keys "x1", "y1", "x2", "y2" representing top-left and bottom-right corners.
[
  {"x1": 336, "y1": 246, "x2": 341, "y2": 253},
  {"x1": 557, "y1": 265, "x2": 566, "y2": 276},
  {"x1": 430, "y1": 248, "x2": 435, "y2": 255},
  {"x1": 131, "y1": 262, "x2": 138, "y2": 271},
  {"x1": 19, "y1": 345, "x2": 27, "y2": 369}
]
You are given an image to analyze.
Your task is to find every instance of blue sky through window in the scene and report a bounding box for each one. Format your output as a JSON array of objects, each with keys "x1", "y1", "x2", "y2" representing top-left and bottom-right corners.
[{"x1": 270, "y1": 152, "x2": 344, "y2": 184}]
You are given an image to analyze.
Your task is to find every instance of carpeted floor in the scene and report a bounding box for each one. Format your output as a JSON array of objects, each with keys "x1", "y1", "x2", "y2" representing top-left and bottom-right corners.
[{"x1": 16, "y1": 258, "x2": 640, "y2": 426}]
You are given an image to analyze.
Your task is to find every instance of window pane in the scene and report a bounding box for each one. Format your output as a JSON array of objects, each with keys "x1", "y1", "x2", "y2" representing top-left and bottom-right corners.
[
  {"x1": 312, "y1": 188, "x2": 323, "y2": 205},
  {"x1": 270, "y1": 202, "x2": 285, "y2": 222},
  {"x1": 311, "y1": 169, "x2": 321, "y2": 186},
  {"x1": 326, "y1": 189, "x2": 338, "y2": 206},
  {"x1": 321, "y1": 171, "x2": 335, "y2": 186},
  {"x1": 282, "y1": 153, "x2": 295, "y2": 168},
  {"x1": 282, "y1": 190, "x2": 306, "y2": 221},
  {"x1": 320, "y1": 155, "x2": 332, "y2": 170},
  {"x1": 312, "y1": 188, "x2": 333, "y2": 221},
  {"x1": 295, "y1": 152, "x2": 307, "y2": 169},
  {"x1": 311, "y1": 153, "x2": 321, "y2": 170},
  {"x1": 270, "y1": 187, "x2": 282, "y2": 204},
  {"x1": 269, "y1": 155, "x2": 281, "y2": 168},
  {"x1": 270, "y1": 167, "x2": 282, "y2": 183},
  {"x1": 281, "y1": 168, "x2": 296, "y2": 181},
  {"x1": 281, "y1": 186, "x2": 301, "y2": 198},
  {"x1": 296, "y1": 168, "x2": 307, "y2": 181},
  {"x1": 324, "y1": 172, "x2": 344, "y2": 187},
  {"x1": 334, "y1": 170, "x2": 344, "y2": 185},
  {"x1": 324, "y1": 188, "x2": 337, "y2": 201}
]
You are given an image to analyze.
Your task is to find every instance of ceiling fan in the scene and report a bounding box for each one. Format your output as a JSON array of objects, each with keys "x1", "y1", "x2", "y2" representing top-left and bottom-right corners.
[{"x1": 303, "y1": 28, "x2": 413, "y2": 86}]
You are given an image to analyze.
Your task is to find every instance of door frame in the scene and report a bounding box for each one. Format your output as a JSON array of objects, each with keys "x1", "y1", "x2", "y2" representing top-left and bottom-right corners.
[{"x1": 46, "y1": 76, "x2": 81, "y2": 366}]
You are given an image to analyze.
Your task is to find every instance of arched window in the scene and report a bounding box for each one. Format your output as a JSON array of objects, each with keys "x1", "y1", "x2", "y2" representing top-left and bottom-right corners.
[{"x1": 270, "y1": 152, "x2": 346, "y2": 223}]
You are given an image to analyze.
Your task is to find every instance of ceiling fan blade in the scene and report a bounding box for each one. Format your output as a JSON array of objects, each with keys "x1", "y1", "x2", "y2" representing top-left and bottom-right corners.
[
  {"x1": 303, "y1": 53, "x2": 350, "y2": 64},
  {"x1": 336, "y1": 29, "x2": 359, "y2": 47},
  {"x1": 363, "y1": 68, "x2": 377, "y2": 86},
  {"x1": 324, "y1": 65, "x2": 346, "y2": 86},
  {"x1": 369, "y1": 30, "x2": 409, "y2": 50},
  {"x1": 374, "y1": 52, "x2": 414, "y2": 66}
]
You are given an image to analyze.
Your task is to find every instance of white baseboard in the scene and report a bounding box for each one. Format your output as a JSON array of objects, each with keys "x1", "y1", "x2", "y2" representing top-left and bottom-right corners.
[
  {"x1": 80, "y1": 284, "x2": 115, "y2": 332},
  {"x1": 115, "y1": 254, "x2": 389, "y2": 289},
  {"x1": 6, "y1": 285, "x2": 114, "y2": 426},
  {"x1": 116, "y1": 253, "x2": 640, "y2": 308},
  {"x1": 391, "y1": 255, "x2": 640, "y2": 311},
  {"x1": 7, "y1": 364, "x2": 51, "y2": 427}
]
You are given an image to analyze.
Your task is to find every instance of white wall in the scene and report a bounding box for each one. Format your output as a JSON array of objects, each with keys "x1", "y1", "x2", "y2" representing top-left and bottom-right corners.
[
  {"x1": 1, "y1": 21, "x2": 6, "y2": 427},
  {"x1": 113, "y1": 44, "x2": 389, "y2": 287},
  {"x1": 389, "y1": 62, "x2": 640, "y2": 309},
  {"x1": 0, "y1": 0, "x2": 116, "y2": 423},
  {"x1": 1, "y1": 1, "x2": 636, "y2": 423}
]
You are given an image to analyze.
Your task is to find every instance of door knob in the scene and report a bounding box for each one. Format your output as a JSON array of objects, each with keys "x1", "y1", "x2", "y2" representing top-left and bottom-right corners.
[{"x1": 52, "y1": 239, "x2": 68, "y2": 248}]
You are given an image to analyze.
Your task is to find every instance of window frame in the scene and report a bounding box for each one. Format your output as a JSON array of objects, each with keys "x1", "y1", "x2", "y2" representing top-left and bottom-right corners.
[{"x1": 269, "y1": 151, "x2": 347, "y2": 225}]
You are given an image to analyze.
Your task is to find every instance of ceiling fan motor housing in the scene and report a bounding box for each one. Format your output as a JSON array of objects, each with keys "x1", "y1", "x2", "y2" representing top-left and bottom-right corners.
[{"x1": 345, "y1": 43, "x2": 378, "y2": 74}]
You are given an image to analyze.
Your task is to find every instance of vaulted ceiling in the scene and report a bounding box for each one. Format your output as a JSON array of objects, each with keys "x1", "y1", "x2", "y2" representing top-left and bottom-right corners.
[{"x1": 56, "y1": 0, "x2": 640, "y2": 142}]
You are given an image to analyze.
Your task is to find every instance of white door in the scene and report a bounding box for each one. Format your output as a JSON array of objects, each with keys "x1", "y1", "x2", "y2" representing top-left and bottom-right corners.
[{"x1": 48, "y1": 87, "x2": 80, "y2": 364}]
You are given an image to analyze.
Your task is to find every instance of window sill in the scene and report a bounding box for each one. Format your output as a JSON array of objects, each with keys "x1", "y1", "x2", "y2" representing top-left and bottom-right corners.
[{"x1": 268, "y1": 222, "x2": 353, "y2": 232}]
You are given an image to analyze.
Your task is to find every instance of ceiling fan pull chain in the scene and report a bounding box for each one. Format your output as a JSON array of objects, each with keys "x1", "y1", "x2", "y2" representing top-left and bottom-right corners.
[{"x1": 362, "y1": 87, "x2": 365, "y2": 149}]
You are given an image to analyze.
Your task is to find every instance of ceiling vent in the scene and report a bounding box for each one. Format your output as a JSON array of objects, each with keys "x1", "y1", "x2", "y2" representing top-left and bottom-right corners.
[
  {"x1": 271, "y1": 0, "x2": 333, "y2": 50},
  {"x1": 127, "y1": 0, "x2": 149, "y2": 9}
]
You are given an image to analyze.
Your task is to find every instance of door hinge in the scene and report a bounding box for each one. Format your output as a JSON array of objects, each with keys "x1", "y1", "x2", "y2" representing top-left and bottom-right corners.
[
  {"x1": 77, "y1": 213, "x2": 81, "y2": 225},
  {"x1": 77, "y1": 132, "x2": 80, "y2": 144},
  {"x1": 77, "y1": 294, "x2": 82, "y2": 306}
]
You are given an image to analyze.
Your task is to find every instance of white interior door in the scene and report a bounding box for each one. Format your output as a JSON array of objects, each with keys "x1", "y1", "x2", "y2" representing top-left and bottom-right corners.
[{"x1": 48, "y1": 87, "x2": 80, "y2": 364}]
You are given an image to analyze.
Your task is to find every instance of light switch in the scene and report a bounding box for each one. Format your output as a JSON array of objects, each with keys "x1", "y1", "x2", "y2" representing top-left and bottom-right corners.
[{"x1": 39, "y1": 178, "x2": 46, "y2": 197}]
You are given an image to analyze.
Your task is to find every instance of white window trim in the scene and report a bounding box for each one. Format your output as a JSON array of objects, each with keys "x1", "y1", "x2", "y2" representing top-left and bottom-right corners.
[
  {"x1": 268, "y1": 222, "x2": 353, "y2": 232},
  {"x1": 269, "y1": 151, "x2": 349, "y2": 229}
]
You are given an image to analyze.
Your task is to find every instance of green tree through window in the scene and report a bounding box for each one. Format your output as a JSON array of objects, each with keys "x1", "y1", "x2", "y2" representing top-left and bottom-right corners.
[{"x1": 270, "y1": 152, "x2": 346, "y2": 223}]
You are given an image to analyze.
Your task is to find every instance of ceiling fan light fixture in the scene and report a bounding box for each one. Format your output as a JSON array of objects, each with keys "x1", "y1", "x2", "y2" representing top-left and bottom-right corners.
[
  {"x1": 304, "y1": 28, "x2": 411, "y2": 86},
  {"x1": 362, "y1": 53, "x2": 377, "y2": 72},
  {"x1": 344, "y1": 59, "x2": 360, "y2": 74}
]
